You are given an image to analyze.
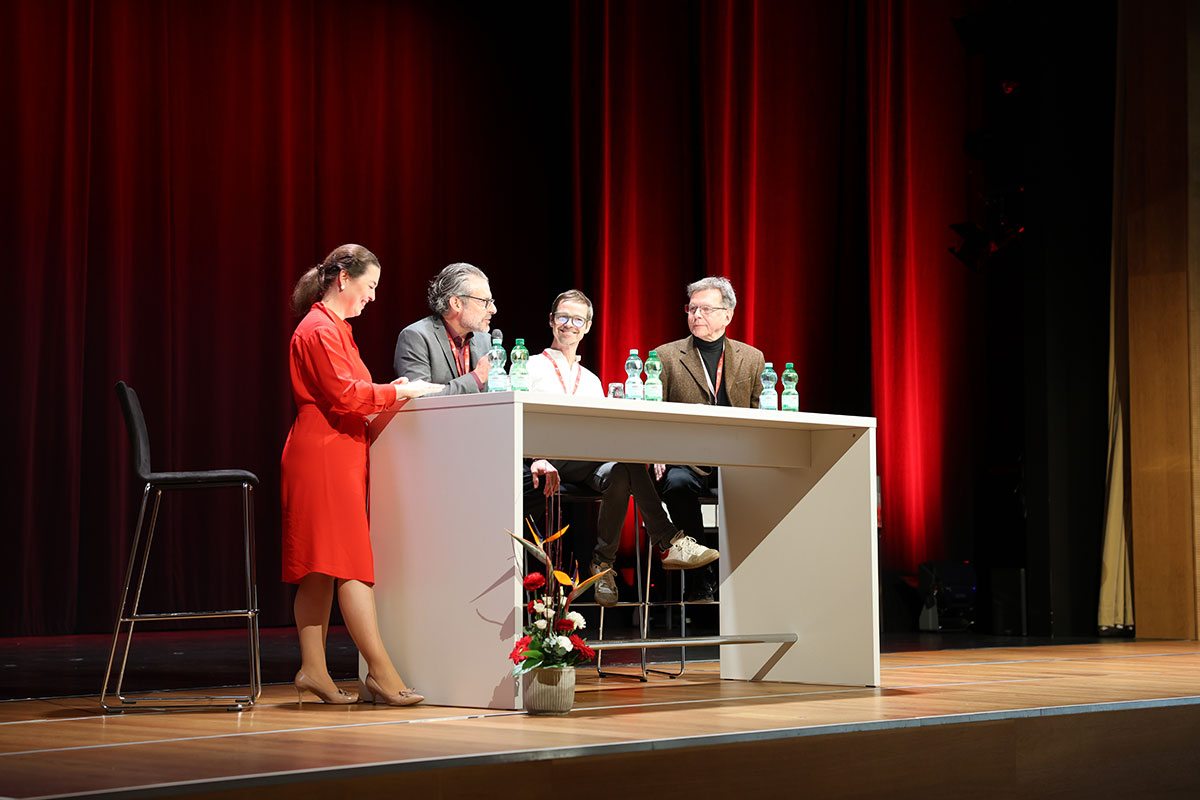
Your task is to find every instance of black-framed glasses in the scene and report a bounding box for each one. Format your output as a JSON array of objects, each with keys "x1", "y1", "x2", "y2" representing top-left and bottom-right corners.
[
  {"x1": 685, "y1": 304, "x2": 729, "y2": 317},
  {"x1": 460, "y1": 295, "x2": 497, "y2": 310},
  {"x1": 551, "y1": 313, "x2": 589, "y2": 328}
]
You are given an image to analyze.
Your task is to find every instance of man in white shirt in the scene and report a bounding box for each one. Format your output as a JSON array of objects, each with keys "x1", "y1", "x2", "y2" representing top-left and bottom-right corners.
[{"x1": 523, "y1": 290, "x2": 718, "y2": 607}]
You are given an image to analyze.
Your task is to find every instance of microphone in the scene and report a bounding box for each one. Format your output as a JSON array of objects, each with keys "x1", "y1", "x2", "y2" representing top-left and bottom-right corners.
[{"x1": 490, "y1": 328, "x2": 503, "y2": 345}]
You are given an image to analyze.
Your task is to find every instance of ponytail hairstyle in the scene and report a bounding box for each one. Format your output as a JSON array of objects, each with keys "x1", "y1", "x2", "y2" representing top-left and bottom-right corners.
[{"x1": 291, "y1": 243, "x2": 380, "y2": 316}]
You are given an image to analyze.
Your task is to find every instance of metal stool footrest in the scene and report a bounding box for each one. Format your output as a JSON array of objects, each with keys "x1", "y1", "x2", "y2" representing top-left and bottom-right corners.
[
  {"x1": 124, "y1": 610, "x2": 258, "y2": 622},
  {"x1": 592, "y1": 633, "x2": 797, "y2": 651}
]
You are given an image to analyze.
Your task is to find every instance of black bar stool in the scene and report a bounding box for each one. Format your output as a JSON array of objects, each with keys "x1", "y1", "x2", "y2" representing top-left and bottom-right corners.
[{"x1": 101, "y1": 381, "x2": 261, "y2": 712}]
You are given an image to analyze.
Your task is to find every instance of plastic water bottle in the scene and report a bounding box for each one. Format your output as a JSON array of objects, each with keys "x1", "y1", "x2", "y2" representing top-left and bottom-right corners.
[
  {"x1": 510, "y1": 338, "x2": 530, "y2": 391},
  {"x1": 487, "y1": 333, "x2": 509, "y2": 392},
  {"x1": 624, "y1": 349, "x2": 644, "y2": 400},
  {"x1": 644, "y1": 350, "x2": 663, "y2": 401},
  {"x1": 781, "y1": 362, "x2": 799, "y2": 411},
  {"x1": 760, "y1": 362, "x2": 778, "y2": 410}
]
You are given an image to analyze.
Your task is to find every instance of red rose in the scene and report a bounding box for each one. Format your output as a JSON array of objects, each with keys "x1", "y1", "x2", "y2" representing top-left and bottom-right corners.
[
  {"x1": 526, "y1": 600, "x2": 537, "y2": 614},
  {"x1": 509, "y1": 635, "x2": 532, "y2": 664},
  {"x1": 523, "y1": 573, "x2": 546, "y2": 591},
  {"x1": 569, "y1": 634, "x2": 595, "y2": 661},
  {"x1": 554, "y1": 619, "x2": 574, "y2": 632}
]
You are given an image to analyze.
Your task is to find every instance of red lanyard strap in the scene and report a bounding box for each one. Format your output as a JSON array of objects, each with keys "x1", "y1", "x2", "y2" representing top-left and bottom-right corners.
[
  {"x1": 544, "y1": 349, "x2": 582, "y2": 395},
  {"x1": 701, "y1": 348, "x2": 725, "y2": 402}
]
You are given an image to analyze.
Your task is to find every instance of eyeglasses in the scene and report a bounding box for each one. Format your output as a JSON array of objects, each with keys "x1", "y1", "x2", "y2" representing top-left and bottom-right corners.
[
  {"x1": 460, "y1": 295, "x2": 497, "y2": 310},
  {"x1": 551, "y1": 313, "x2": 589, "y2": 328},
  {"x1": 685, "y1": 304, "x2": 729, "y2": 317}
]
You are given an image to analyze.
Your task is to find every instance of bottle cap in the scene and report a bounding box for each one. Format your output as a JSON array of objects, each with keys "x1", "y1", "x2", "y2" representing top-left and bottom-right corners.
[
  {"x1": 629, "y1": 348, "x2": 638, "y2": 355},
  {"x1": 785, "y1": 362, "x2": 794, "y2": 369},
  {"x1": 648, "y1": 350, "x2": 657, "y2": 357},
  {"x1": 765, "y1": 362, "x2": 773, "y2": 368},
  {"x1": 516, "y1": 338, "x2": 525, "y2": 345}
]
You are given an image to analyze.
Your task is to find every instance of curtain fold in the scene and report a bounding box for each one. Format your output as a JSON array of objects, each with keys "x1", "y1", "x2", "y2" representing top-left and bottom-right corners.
[
  {"x1": 1098, "y1": 7, "x2": 1133, "y2": 633},
  {"x1": 866, "y1": 0, "x2": 972, "y2": 573}
]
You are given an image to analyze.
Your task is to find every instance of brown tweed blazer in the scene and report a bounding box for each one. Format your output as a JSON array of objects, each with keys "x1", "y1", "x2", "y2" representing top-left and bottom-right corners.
[{"x1": 653, "y1": 336, "x2": 766, "y2": 409}]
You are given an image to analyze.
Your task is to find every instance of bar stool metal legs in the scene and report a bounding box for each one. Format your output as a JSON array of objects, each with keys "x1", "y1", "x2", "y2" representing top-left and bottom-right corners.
[{"x1": 100, "y1": 481, "x2": 261, "y2": 712}]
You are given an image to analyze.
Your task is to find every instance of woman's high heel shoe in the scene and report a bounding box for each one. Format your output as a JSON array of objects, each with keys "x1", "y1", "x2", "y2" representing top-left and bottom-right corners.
[
  {"x1": 359, "y1": 674, "x2": 424, "y2": 707},
  {"x1": 294, "y1": 671, "x2": 357, "y2": 706}
]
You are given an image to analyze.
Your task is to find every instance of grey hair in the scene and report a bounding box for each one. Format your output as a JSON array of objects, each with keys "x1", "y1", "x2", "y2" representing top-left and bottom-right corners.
[
  {"x1": 686, "y1": 276, "x2": 737, "y2": 310},
  {"x1": 428, "y1": 262, "x2": 488, "y2": 315}
]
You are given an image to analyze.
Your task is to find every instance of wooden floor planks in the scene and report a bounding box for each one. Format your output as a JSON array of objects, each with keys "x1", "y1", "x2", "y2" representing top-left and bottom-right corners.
[{"x1": 1, "y1": 641, "x2": 1199, "y2": 798}]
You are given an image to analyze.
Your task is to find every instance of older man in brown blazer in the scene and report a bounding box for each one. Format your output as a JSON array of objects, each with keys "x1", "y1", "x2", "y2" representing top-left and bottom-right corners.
[{"x1": 652, "y1": 276, "x2": 766, "y2": 599}]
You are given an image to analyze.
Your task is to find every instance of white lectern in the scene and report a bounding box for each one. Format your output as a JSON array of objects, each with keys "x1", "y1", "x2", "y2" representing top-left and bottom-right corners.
[{"x1": 368, "y1": 392, "x2": 878, "y2": 709}]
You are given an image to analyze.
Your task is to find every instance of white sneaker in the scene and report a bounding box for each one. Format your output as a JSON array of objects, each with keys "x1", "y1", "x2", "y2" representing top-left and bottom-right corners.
[{"x1": 661, "y1": 535, "x2": 719, "y2": 570}]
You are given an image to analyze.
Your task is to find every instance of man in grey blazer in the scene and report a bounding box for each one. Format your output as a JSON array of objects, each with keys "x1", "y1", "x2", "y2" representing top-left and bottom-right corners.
[
  {"x1": 394, "y1": 263, "x2": 496, "y2": 396},
  {"x1": 653, "y1": 276, "x2": 766, "y2": 600},
  {"x1": 395, "y1": 262, "x2": 561, "y2": 495}
]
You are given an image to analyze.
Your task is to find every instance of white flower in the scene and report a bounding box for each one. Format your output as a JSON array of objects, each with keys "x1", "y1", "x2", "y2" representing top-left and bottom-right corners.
[
  {"x1": 555, "y1": 635, "x2": 573, "y2": 652},
  {"x1": 542, "y1": 605, "x2": 556, "y2": 619},
  {"x1": 534, "y1": 619, "x2": 548, "y2": 630},
  {"x1": 532, "y1": 600, "x2": 546, "y2": 615},
  {"x1": 566, "y1": 611, "x2": 586, "y2": 630}
]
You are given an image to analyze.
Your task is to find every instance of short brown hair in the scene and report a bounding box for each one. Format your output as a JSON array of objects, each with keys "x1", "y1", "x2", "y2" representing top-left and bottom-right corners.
[{"x1": 550, "y1": 289, "x2": 594, "y2": 320}]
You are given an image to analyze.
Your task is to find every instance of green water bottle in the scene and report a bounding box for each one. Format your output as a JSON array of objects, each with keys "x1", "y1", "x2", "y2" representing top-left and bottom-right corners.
[
  {"x1": 624, "y1": 349, "x2": 644, "y2": 400},
  {"x1": 644, "y1": 351, "x2": 663, "y2": 401},
  {"x1": 781, "y1": 362, "x2": 799, "y2": 411},
  {"x1": 510, "y1": 338, "x2": 530, "y2": 391},
  {"x1": 760, "y1": 362, "x2": 778, "y2": 410}
]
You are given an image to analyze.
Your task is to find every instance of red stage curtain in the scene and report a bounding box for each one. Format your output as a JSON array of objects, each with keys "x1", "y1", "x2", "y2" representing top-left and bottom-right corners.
[
  {"x1": 867, "y1": 0, "x2": 973, "y2": 572},
  {"x1": 571, "y1": 0, "x2": 871, "y2": 405},
  {"x1": 1, "y1": 0, "x2": 971, "y2": 635}
]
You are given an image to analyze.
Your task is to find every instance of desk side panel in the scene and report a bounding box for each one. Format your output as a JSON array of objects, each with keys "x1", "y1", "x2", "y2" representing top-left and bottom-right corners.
[
  {"x1": 720, "y1": 429, "x2": 880, "y2": 686},
  {"x1": 369, "y1": 402, "x2": 523, "y2": 709}
]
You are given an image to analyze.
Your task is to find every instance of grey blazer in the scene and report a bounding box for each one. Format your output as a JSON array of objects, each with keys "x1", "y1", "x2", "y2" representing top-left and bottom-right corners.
[{"x1": 394, "y1": 315, "x2": 491, "y2": 396}]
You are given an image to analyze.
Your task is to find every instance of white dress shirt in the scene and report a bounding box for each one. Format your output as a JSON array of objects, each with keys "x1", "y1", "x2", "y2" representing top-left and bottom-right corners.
[{"x1": 528, "y1": 348, "x2": 605, "y2": 398}]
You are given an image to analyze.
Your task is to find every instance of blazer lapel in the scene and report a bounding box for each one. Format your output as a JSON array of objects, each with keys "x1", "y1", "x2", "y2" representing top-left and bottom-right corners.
[
  {"x1": 724, "y1": 340, "x2": 746, "y2": 407},
  {"x1": 679, "y1": 339, "x2": 713, "y2": 403},
  {"x1": 430, "y1": 318, "x2": 459, "y2": 377}
]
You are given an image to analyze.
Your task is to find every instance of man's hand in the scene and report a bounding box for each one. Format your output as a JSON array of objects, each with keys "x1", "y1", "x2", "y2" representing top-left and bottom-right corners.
[
  {"x1": 530, "y1": 459, "x2": 560, "y2": 496},
  {"x1": 473, "y1": 354, "x2": 491, "y2": 385},
  {"x1": 653, "y1": 463, "x2": 667, "y2": 481}
]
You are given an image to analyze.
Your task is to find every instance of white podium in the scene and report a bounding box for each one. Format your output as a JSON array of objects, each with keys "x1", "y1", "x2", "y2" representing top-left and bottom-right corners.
[{"x1": 368, "y1": 392, "x2": 879, "y2": 709}]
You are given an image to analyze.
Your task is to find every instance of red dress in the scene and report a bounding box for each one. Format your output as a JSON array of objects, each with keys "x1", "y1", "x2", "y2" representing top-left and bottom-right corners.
[{"x1": 281, "y1": 303, "x2": 398, "y2": 584}]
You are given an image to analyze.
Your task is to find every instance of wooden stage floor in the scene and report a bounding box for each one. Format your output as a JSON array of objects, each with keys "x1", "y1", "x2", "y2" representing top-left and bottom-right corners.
[{"x1": 3, "y1": 641, "x2": 1200, "y2": 799}]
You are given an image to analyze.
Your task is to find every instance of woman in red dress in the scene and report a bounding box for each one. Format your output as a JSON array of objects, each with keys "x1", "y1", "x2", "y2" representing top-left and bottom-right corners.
[{"x1": 282, "y1": 244, "x2": 442, "y2": 706}]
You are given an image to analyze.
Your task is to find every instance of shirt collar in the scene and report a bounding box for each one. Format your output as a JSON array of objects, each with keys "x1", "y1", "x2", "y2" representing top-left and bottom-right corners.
[
  {"x1": 546, "y1": 348, "x2": 581, "y2": 367},
  {"x1": 441, "y1": 319, "x2": 473, "y2": 348}
]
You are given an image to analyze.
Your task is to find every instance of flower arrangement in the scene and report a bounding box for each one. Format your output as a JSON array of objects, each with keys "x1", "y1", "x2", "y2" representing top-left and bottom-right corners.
[{"x1": 507, "y1": 520, "x2": 610, "y2": 677}]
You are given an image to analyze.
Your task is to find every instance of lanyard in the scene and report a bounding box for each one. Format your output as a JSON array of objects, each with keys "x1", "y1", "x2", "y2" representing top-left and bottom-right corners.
[
  {"x1": 544, "y1": 349, "x2": 582, "y2": 395},
  {"x1": 700, "y1": 348, "x2": 725, "y2": 403}
]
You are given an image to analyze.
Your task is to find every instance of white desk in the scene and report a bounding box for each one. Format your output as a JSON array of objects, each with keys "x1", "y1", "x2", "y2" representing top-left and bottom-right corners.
[{"x1": 368, "y1": 392, "x2": 879, "y2": 709}]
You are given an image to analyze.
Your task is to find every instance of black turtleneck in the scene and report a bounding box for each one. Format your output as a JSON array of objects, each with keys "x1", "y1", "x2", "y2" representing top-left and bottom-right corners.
[{"x1": 694, "y1": 334, "x2": 730, "y2": 406}]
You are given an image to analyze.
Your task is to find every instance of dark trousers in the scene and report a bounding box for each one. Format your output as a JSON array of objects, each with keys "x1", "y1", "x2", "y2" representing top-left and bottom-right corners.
[
  {"x1": 524, "y1": 460, "x2": 676, "y2": 564},
  {"x1": 658, "y1": 465, "x2": 718, "y2": 544}
]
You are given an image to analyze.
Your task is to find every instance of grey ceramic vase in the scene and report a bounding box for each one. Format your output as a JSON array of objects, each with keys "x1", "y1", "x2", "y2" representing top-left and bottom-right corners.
[{"x1": 521, "y1": 666, "x2": 576, "y2": 715}]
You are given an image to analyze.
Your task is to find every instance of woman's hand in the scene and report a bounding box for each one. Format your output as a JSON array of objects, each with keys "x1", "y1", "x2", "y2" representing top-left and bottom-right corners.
[{"x1": 391, "y1": 376, "x2": 444, "y2": 399}]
